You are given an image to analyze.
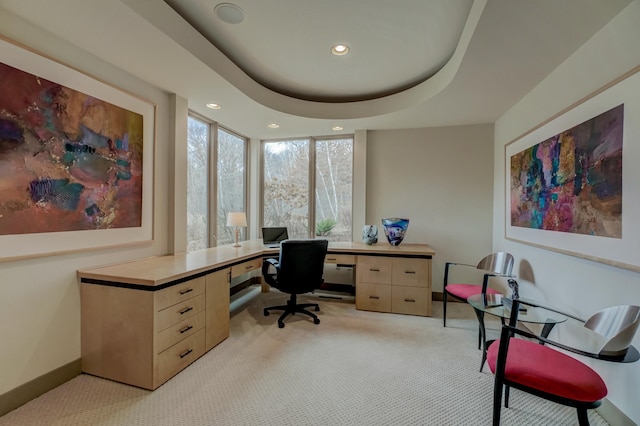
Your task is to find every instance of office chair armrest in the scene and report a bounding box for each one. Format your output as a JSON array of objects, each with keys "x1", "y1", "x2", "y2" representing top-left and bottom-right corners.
[{"x1": 262, "y1": 257, "x2": 279, "y2": 276}]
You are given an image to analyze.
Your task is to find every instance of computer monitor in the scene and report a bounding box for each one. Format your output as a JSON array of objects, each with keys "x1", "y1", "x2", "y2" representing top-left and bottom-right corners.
[{"x1": 262, "y1": 227, "x2": 289, "y2": 248}]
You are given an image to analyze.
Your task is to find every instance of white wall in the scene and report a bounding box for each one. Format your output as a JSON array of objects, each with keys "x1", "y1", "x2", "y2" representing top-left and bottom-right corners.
[
  {"x1": 0, "y1": 11, "x2": 172, "y2": 395},
  {"x1": 493, "y1": 1, "x2": 640, "y2": 422},
  {"x1": 366, "y1": 125, "x2": 494, "y2": 292}
]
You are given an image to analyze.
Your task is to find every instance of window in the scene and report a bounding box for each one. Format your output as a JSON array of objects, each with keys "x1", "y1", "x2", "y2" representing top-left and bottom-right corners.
[
  {"x1": 187, "y1": 116, "x2": 210, "y2": 252},
  {"x1": 216, "y1": 128, "x2": 247, "y2": 245},
  {"x1": 187, "y1": 115, "x2": 247, "y2": 251},
  {"x1": 262, "y1": 136, "x2": 353, "y2": 241}
]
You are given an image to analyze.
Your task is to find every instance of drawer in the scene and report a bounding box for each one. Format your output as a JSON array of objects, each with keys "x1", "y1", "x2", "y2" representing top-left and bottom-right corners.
[
  {"x1": 325, "y1": 254, "x2": 356, "y2": 265},
  {"x1": 157, "y1": 329, "x2": 205, "y2": 386},
  {"x1": 156, "y1": 294, "x2": 205, "y2": 331},
  {"x1": 156, "y1": 311, "x2": 205, "y2": 353},
  {"x1": 155, "y1": 277, "x2": 205, "y2": 311},
  {"x1": 356, "y1": 283, "x2": 391, "y2": 313},
  {"x1": 391, "y1": 286, "x2": 431, "y2": 316},
  {"x1": 392, "y1": 258, "x2": 430, "y2": 287},
  {"x1": 231, "y1": 258, "x2": 263, "y2": 278},
  {"x1": 356, "y1": 256, "x2": 392, "y2": 284}
]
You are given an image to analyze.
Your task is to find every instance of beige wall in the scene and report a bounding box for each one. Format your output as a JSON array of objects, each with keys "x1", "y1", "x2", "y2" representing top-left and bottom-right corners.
[
  {"x1": 493, "y1": 2, "x2": 640, "y2": 422},
  {"x1": 0, "y1": 11, "x2": 172, "y2": 396},
  {"x1": 366, "y1": 125, "x2": 494, "y2": 292}
]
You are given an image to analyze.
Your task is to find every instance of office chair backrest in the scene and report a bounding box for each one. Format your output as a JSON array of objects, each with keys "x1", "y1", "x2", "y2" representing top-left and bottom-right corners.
[
  {"x1": 584, "y1": 305, "x2": 640, "y2": 356},
  {"x1": 277, "y1": 239, "x2": 328, "y2": 294},
  {"x1": 476, "y1": 252, "x2": 514, "y2": 276}
]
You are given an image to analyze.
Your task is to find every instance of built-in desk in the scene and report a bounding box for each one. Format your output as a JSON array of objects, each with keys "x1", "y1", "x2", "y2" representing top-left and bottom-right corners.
[{"x1": 78, "y1": 240, "x2": 435, "y2": 389}]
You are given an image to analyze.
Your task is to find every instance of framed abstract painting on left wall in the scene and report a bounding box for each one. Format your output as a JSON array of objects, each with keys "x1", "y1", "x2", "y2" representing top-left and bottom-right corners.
[{"x1": 0, "y1": 37, "x2": 155, "y2": 261}]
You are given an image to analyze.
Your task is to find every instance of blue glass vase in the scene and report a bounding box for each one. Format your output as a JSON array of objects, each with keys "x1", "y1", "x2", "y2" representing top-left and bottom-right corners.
[{"x1": 381, "y1": 218, "x2": 409, "y2": 246}]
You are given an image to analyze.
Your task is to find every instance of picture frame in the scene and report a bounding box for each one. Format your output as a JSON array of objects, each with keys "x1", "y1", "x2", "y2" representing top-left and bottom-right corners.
[
  {"x1": 0, "y1": 37, "x2": 155, "y2": 262},
  {"x1": 505, "y1": 66, "x2": 640, "y2": 272}
]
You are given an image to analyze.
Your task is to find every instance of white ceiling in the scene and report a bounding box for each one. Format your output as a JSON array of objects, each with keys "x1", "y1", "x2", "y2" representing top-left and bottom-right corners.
[{"x1": 0, "y1": 0, "x2": 633, "y2": 139}]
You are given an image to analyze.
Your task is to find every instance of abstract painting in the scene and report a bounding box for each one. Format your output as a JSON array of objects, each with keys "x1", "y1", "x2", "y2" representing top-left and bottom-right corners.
[
  {"x1": 0, "y1": 37, "x2": 154, "y2": 261},
  {"x1": 0, "y1": 62, "x2": 144, "y2": 235},
  {"x1": 510, "y1": 104, "x2": 623, "y2": 238},
  {"x1": 505, "y1": 65, "x2": 640, "y2": 272}
]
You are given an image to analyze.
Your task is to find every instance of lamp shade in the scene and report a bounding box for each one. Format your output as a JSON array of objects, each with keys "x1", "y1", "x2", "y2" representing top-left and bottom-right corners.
[{"x1": 226, "y1": 212, "x2": 247, "y2": 227}]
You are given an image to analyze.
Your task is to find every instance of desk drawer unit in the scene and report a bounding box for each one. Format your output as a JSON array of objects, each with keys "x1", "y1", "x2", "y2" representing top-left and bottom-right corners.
[
  {"x1": 81, "y1": 272, "x2": 228, "y2": 390},
  {"x1": 356, "y1": 255, "x2": 431, "y2": 317},
  {"x1": 356, "y1": 282, "x2": 391, "y2": 312},
  {"x1": 231, "y1": 258, "x2": 262, "y2": 278},
  {"x1": 325, "y1": 254, "x2": 356, "y2": 265},
  {"x1": 157, "y1": 329, "x2": 206, "y2": 386}
]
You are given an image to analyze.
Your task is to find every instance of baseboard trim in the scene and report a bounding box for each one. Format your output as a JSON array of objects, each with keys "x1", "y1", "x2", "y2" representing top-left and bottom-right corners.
[
  {"x1": 0, "y1": 358, "x2": 81, "y2": 416},
  {"x1": 598, "y1": 398, "x2": 635, "y2": 426},
  {"x1": 432, "y1": 291, "x2": 464, "y2": 302}
]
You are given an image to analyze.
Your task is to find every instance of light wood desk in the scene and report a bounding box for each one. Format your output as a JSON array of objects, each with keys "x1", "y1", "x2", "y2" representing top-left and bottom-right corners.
[{"x1": 78, "y1": 240, "x2": 435, "y2": 389}]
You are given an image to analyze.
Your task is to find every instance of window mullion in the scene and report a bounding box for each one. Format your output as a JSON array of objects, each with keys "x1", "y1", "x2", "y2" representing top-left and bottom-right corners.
[{"x1": 210, "y1": 122, "x2": 218, "y2": 247}]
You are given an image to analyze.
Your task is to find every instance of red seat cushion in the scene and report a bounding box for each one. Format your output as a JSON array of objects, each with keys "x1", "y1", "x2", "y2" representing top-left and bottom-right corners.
[
  {"x1": 445, "y1": 283, "x2": 501, "y2": 300},
  {"x1": 487, "y1": 338, "x2": 607, "y2": 403}
]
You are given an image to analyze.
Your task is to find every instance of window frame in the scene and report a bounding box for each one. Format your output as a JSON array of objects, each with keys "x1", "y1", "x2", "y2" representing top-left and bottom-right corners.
[
  {"x1": 260, "y1": 134, "x2": 354, "y2": 240},
  {"x1": 187, "y1": 112, "x2": 248, "y2": 250}
]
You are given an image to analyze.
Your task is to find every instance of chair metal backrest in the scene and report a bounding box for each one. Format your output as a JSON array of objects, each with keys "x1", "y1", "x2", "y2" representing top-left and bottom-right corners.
[
  {"x1": 584, "y1": 305, "x2": 640, "y2": 357},
  {"x1": 476, "y1": 252, "x2": 514, "y2": 277},
  {"x1": 276, "y1": 239, "x2": 328, "y2": 294}
]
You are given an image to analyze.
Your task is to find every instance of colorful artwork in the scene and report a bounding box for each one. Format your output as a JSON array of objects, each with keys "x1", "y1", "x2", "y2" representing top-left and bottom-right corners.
[
  {"x1": 510, "y1": 104, "x2": 623, "y2": 238},
  {"x1": 0, "y1": 61, "x2": 143, "y2": 235}
]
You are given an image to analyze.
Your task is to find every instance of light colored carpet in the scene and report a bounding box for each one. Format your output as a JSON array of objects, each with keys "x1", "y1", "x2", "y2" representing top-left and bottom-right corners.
[{"x1": 0, "y1": 287, "x2": 608, "y2": 425}]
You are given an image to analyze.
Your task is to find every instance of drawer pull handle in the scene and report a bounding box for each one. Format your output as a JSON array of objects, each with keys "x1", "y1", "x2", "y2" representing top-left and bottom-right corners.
[
  {"x1": 369, "y1": 296, "x2": 380, "y2": 300},
  {"x1": 179, "y1": 288, "x2": 193, "y2": 295},
  {"x1": 404, "y1": 298, "x2": 416, "y2": 303},
  {"x1": 245, "y1": 265, "x2": 253, "y2": 269},
  {"x1": 327, "y1": 257, "x2": 337, "y2": 261},
  {"x1": 179, "y1": 306, "x2": 193, "y2": 315},
  {"x1": 405, "y1": 271, "x2": 416, "y2": 274},
  {"x1": 369, "y1": 268, "x2": 380, "y2": 272},
  {"x1": 179, "y1": 325, "x2": 193, "y2": 334},
  {"x1": 179, "y1": 349, "x2": 193, "y2": 359}
]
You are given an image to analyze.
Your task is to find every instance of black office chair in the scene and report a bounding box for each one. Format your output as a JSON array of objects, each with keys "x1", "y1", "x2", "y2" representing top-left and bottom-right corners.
[{"x1": 262, "y1": 239, "x2": 329, "y2": 328}]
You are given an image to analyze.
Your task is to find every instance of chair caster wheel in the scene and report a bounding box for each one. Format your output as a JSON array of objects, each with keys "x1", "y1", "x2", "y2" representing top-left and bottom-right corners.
[
  {"x1": 278, "y1": 322, "x2": 285, "y2": 328},
  {"x1": 314, "y1": 306, "x2": 320, "y2": 312},
  {"x1": 264, "y1": 310, "x2": 269, "y2": 317},
  {"x1": 314, "y1": 318, "x2": 320, "y2": 325}
]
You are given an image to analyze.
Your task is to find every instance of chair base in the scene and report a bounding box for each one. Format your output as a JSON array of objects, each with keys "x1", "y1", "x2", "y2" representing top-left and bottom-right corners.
[{"x1": 264, "y1": 294, "x2": 320, "y2": 328}]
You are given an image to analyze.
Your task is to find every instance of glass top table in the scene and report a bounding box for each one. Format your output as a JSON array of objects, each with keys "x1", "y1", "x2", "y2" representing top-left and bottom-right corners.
[{"x1": 467, "y1": 294, "x2": 568, "y2": 371}]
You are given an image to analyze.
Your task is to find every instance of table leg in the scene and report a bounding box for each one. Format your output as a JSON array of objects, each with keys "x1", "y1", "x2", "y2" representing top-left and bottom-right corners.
[
  {"x1": 540, "y1": 322, "x2": 556, "y2": 341},
  {"x1": 473, "y1": 308, "x2": 488, "y2": 372}
]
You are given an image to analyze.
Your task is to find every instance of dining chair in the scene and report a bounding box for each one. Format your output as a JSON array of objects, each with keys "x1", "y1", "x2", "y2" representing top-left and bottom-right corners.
[
  {"x1": 443, "y1": 252, "x2": 514, "y2": 347},
  {"x1": 487, "y1": 298, "x2": 640, "y2": 425}
]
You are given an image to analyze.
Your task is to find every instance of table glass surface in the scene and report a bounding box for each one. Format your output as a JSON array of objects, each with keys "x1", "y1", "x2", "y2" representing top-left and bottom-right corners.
[{"x1": 467, "y1": 294, "x2": 568, "y2": 325}]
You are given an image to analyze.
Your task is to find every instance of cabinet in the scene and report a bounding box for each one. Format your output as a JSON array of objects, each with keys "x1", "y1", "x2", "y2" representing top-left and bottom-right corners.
[
  {"x1": 81, "y1": 270, "x2": 230, "y2": 390},
  {"x1": 355, "y1": 255, "x2": 431, "y2": 316}
]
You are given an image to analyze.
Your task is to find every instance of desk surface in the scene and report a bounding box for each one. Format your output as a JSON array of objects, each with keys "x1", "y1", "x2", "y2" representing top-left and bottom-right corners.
[{"x1": 78, "y1": 240, "x2": 435, "y2": 288}]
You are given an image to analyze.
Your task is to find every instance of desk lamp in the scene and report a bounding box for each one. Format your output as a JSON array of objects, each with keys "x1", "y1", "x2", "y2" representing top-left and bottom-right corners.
[{"x1": 227, "y1": 212, "x2": 247, "y2": 247}]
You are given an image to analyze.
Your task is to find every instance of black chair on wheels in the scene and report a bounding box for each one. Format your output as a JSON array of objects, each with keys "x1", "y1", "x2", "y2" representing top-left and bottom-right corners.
[{"x1": 262, "y1": 239, "x2": 328, "y2": 328}]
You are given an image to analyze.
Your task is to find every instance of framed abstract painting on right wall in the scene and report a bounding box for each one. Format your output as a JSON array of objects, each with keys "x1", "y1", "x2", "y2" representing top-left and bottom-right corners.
[{"x1": 505, "y1": 66, "x2": 640, "y2": 272}]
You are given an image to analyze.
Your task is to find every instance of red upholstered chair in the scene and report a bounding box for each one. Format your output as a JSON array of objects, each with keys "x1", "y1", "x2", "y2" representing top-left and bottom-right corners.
[
  {"x1": 487, "y1": 298, "x2": 640, "y2": 426},
  {"x1": 443, "y1": 252, "x2": 514, "y2": 347}
]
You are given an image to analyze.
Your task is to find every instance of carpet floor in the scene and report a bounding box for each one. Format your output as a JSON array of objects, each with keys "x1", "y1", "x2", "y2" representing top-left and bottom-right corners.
[{"x1": 0, "y1": 286, "x2": 608, "y2": 425}]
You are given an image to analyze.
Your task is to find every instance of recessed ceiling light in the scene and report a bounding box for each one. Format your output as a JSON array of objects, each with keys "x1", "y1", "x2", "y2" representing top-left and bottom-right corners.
[
  {"x1": 214, "y1": 3, "x2": 245, "y2": 24},
  {"x1": 206, "y1": 103, "x2": 221, "y2": 109},
  {"x1": 332, "y1": 126, "x2": 344, "y2": 131},
  {"x1": 331, "y1": 44, "x2": 350, "y2": 56},
  {"x1": 267, "y1": 123, "x2": 280, "y2": 129}
]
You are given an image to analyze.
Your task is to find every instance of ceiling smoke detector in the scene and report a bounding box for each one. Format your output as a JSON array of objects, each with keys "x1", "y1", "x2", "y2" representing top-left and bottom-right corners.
[{"x1": 214, "y1": 3, "x2": 244, "y2": 24}]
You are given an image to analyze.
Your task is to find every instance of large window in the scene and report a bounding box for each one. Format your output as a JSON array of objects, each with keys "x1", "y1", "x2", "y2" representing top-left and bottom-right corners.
[
  {"x1": 262, "y1": 136, "x2": 353, "y2": 241},
  {"x1": 187, "y1": 115, "x2": 247, "y2": 251}
]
